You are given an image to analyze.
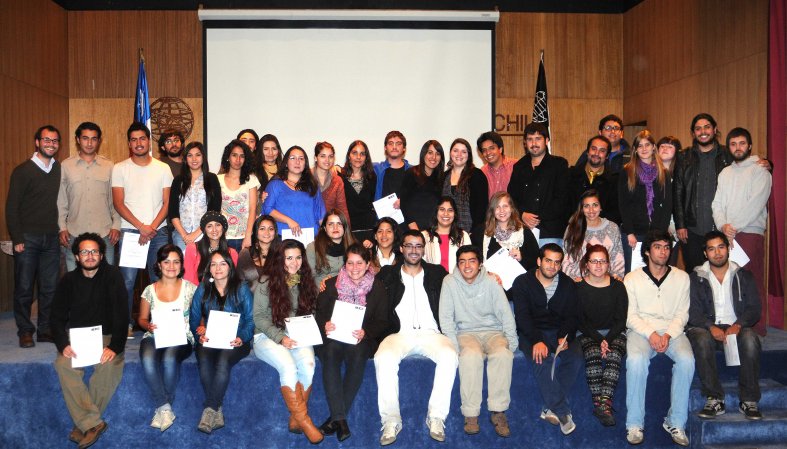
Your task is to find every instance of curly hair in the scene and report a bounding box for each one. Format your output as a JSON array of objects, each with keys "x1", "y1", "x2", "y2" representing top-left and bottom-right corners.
[{"x1": 262, "y1": 239, "x2": 318, "y2": 329}]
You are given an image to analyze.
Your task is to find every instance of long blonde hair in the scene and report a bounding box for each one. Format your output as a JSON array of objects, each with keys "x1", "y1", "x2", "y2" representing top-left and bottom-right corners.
[
  {"x1": 484, "y1": 192, "x2": 524, "y2": 236},
  {"x1": 624, "y1": 130, "x2": 667, "y2": 192}
]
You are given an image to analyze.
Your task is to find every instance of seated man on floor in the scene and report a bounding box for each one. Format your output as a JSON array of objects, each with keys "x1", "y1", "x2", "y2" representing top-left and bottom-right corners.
[
  {"x1": 511, "y1": 243, "x2": 582, "y2": 436},
  {"x1": 687, "y1": 230, "x2": 763, "y2": 420},
  {"x1": 374, "y1": 230, "x2": 456, "y2": 445},
  {"x1": 51, "y1": 233, "x2": 128, "y2": 449},
  {"x1": 624, "y1": 230, "x2": 694, "y2": 446},
  {"x1": 439, "y1": 245, "x2": 518, "y2": 437}
]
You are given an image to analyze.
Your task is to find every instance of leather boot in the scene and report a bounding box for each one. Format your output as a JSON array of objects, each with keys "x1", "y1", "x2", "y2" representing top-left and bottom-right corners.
[
  {"x1": 288, "y1": 383, "x2": 312, "y2": 433},
  {"x1": 280, "y1": 385, "x2": 323, "y2": 444}
]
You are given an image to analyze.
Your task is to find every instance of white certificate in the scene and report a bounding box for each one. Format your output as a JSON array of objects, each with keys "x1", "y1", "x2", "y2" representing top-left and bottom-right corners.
[
  {"x1": 284, "y1": 315, "x2": 323, "y2": 348},
  {"x1": 631, "y1": 242, "x2": 646, "y2": 272},
  {"x1": 70, "y1": 325, "x2": 103, "y2": 368},
  {"x1": 328, "y1": 301, "x2": 366, "y2": 345},
  {"x1": 484, "y1": 248, "x2": 526, "y2": 290},
  {"x1": 724, "y1": 333, "x2": 741, "y2": 366},
  {"x1": 373, "y1": 193, "x2": 405, "y2": 224},
  {"x1": 152, "y1": 306, "x2": 188, "y2": 349},
  {"x1": 281, "y1": 227, "x2": 315, "y2": 246},
  {"x1": 203, "y1": 310, "x2": 240, "y2": 349},
  {"x1": 729, "y1": 239, "x2": 750, "y2": 267},
  {"x1": 119, "y1": 232, "x2": 150, "y2": 268},
  {"x1": 531, "y1": 227, "x2": 541, "y2": 242}
]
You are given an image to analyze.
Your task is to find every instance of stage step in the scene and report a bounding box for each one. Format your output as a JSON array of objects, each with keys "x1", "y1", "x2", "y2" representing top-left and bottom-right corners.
[
  {"x1": 691, "y1": 410, "x2": 787, "y2": 447},
  {"x1": 689, "y1": 378, "x2": 787, "y2": 410}
]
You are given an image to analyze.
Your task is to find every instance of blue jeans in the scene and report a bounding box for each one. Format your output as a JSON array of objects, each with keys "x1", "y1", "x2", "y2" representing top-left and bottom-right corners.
[
  {"x1": 625, "y1": 331, "x2": 695, "y2": 429},
  {"x1": 139, "y1": 337, "x2": 193, "y2": 408},
  {"x1": 170, "y1": 232, "x2": 187, "y2": 254},
  {"x1": 195, "y1": 342, "x2": 250, "y2": 409},
  {"x1": 63, "y1": 235, "x2": 116, "y2": 272},
  {"x1": 253, "y1": 332, "x2": 316, "y2": 389},
  {"x1": 226, "y1": 238, "x2": 243, "y2": 253},
  {"x1": 13, "y1": 232, "x2": 59, "y2": 336},
  {"x1": 521, "y1": 329, "x2": 583, "y2": 416},
  {"x1": 119, "y1": 228, "x2": 170, "y2": 325}
]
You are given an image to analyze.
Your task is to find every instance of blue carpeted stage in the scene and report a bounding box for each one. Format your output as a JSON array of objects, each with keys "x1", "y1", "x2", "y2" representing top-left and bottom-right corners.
[{"x1": 2, "y1": 312, "x2": 786, "y2": 449}]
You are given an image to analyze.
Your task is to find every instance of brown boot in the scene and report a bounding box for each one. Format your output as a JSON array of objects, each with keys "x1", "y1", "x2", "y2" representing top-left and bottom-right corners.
[
  {"x1": 288, "y1": 383, "x2": 312, "y2": 433},
  {"x1": 280, "y1": 385, "x2": 323, "y2": 444}
]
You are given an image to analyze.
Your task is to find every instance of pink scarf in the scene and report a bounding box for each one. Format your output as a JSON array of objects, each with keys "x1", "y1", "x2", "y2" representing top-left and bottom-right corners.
[{"x1": 335, "y1": 267, "x2": 374, "y2": 306}]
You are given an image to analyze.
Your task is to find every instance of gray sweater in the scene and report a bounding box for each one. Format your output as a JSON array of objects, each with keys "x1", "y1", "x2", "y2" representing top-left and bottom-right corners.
[
  {"x1": 253, "y1": 275, "x2": 300, "y2": 343},
  {"x1": 438, "y1": 266, "x2": 518, "y2": 352}
]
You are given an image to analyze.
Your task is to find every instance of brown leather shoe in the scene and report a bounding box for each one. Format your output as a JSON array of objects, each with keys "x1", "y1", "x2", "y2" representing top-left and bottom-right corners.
[
  {"x1": 464, "y1": 416, "x2": 480, "y2": 435},
  {"x1": 68, "y1": 426, "x2": 84, "y2": 443},
  {"x1": 78, "y1": 421, "x2": 107, "y2": 449},
  {"x1": 491, "y1": 411, "x2": 511, "y2": 438},
  {"x1": 19, "y1": 332, "x2": 35, "y2": 348}
]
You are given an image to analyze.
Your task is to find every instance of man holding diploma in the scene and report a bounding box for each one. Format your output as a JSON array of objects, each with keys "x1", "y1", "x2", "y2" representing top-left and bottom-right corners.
[{"x1": 51, "y1": 233, "x2": 128, "y2": 449}]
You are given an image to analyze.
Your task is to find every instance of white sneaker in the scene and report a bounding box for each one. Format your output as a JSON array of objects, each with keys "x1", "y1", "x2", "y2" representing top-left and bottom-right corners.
[
  {"x1": 626, "y1": 427, "x2": 644, "y2": 445},
  {"x1": 380, "y1": 421, "x2": 401, "y2": 446},
  {"x1": 539, "y1": 408, "x2": 560, "y2": 425},
  {"x1": 159, "y1": 409, "x2": 175, "y2": 432},
  {"x1": 426, "y1": 417, "x2": 446, "y2": 442},
  {"x1": 559, "y1": 414, "x2": 576, "y2": 435},
  {"x1": 150, "y1": 410, "x2": 162, "y2": 429},
  {"x1": 662, "y1": 420, "x2": 689, "y2": 446}
]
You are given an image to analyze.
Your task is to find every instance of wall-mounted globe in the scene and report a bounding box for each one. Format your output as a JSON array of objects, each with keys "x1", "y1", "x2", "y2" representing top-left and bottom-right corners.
[{"x1": 150, "y1": 96, "x2": 194, "y2": 142}]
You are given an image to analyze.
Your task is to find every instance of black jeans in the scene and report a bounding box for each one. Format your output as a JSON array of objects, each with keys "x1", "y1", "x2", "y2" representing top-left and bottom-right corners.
[
  {"x1": 317, "y1": 338, "x2": 376, "y2": 421},
  {"x1": 13, "y1": 232, "x2": 59, "y2": 336},
  {"x1": 686, "y1": 326, "x2": 761, "y2": 402},
  {"x1": 681, "y1": 230, "x2": 708, "y2": 273}
]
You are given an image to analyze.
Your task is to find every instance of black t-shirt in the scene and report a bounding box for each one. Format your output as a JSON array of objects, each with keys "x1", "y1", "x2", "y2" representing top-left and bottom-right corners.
[{"x1": 381, "y1": 166, "x2": 406, "y2": 197}]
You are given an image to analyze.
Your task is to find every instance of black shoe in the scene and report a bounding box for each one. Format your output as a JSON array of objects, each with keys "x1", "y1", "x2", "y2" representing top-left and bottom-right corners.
[
  {"x1": 19, "y1": 332, "x2": 35, "y2": 348},
  {"x1": 698, "y1": 397, "x2": 725, "y2": 418},
  {"x1": 319, "y1": 418, "x2": 338, "y2": 436},
  {"x1": 37, "y1": 332, "x2": 54, "y2": 343},
  {"x1": 739, "y1": 401, "x2": 763, "y2": 420},
  {"x1": 336, "y1": 419, "x2": 351, "y2": 442},
  {"x1": 592, "y1": 399, "x2": 616, "y2": 427}
]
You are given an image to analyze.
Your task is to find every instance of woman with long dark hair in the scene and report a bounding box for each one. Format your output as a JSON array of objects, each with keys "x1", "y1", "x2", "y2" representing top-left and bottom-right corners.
[
  {"x1": 442, "y1": 138, "x2": 489, "y2": 240},
  {"x1": 183, "y1": 211, "x2": 238, "y2": 285},
  {"x1": 482, "y1": 191, "x2": 539, "y2": 272},
  {"x1": 168, "y1": 142, "x2": 221, "y2": 252},
  {"x1": 218, "y1": 140, "x2": 260, "y2": 251},
  {"x1": 189, "y1": 250, "x2": 254, "y2": 433},
  {"x1": 138, "y1": 244, "x2": 196, "y2": 432},
  {"x1": 367, "y1": 217, "x2": 401, "y2": 271},
  {"x1": 341, "y1": 140, "x2": 377, "y2": 242},
  {"x1": 253, "y1": 239, "x2": 323, "y2": 444},
  {"x1": 237, "y1": 214, "x2": 280, "y2": 292},
  {"x1": 262, "y1": 146, "x2": 326, "y2": 236},
  {"x1": 313, "y1": 142, "x2": 350, "y2": 225},
  {"x1": 306, "y1": 210, "x2": 355, "y2": 286},
  {"x1": 422, "y1": 196, "x2": 470, "y2": 272},
  {"x1": 400, "y1": 140, "x2": 444, "y2": 230},
  {"x1": 562, "y1": 190, "x2": 625, "y2": 280},
  {"x1": 315, "y1": 243, "x2": 390, "y2": 441},
  {"x1": 257, "y1": 133, "x2": 283, "y2": 188}
]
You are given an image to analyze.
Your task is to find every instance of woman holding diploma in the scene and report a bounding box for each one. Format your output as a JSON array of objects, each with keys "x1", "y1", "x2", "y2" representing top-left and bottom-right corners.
[
  {"x1": 189, "y1": 250, "x2": 254, "y2": 434},
  {"x1": 253, "y1": 239, "x2": 323, "y2": 444},
  {"x1": 138, "y1": 244, "x2": 196, "y2": 432},
  {"x1": 306, "y1": 209, "x2": 355, "y2": 286},
  {"x1": 315, "y1": 243, "x2": 390, "y2": 441},
  {"x1": 481, "y1": 191, "x2": 539, "y2": 272}
]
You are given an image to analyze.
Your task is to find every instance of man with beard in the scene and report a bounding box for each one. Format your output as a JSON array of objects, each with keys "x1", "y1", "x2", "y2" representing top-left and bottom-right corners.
[
  {"x1": 686, "y1": 231, "x2": 763, "y2": 420},
  {"x1": 624, "y1": 230, "x2": 693, "y2": 446},
  {"x1": 567, "y1": 135, "x2": 621, "y2": 224},
  {"x1": 58, "y1": 122, "x2": 121, "y2": 270},
  {"x1": 511, "y1": 243, "x2": 581, "y2": 436},
  {"x1": 507, "y1": 123, "x2": 570, "y2": 247},
  {"x1": 374, "y1": 230, "x2": 456, "y2": 445},
  {"x1": 51, "y1": 233, "x2": 128, "y2": 448},
  {"x1": 158, "y1": 130, "x2": 185, "y2": 177},
  {"x1": 6, "y1": 125, "x2": 62, "y2": 347},
  {"x1": 575, "y1": 114, "x2": 631, "y2": 175},
  {"x1": 477, "y1": 131, "x2": 515, "y2": 199},
  {"x1": 711, "y1": 128, "x2": 772, "y2": 318}
]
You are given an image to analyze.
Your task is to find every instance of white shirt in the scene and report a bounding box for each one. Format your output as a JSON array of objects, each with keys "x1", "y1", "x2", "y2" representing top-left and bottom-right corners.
[
  {"x1": 31, "y1": 152, "x2": 55, "y2": 173},
  {"x1": 395, "y1": 267, "x2": 439, "y2": 333},
  {"x1": 377, "y1": 249, "x2": 396, "y2": 267},
  {"x1": 709, "y1": 267, "x2": 737, "y2": 325},
  {"x1": 111, "y1": 158, "x2": 173, "y2": 229}
]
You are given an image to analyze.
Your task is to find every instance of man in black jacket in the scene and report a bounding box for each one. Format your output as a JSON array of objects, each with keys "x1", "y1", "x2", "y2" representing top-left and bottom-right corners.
[
  {"x1": 374, "y1": 230, "x2": 455, "y2": 445},
  {"x1": 567, "y1": 135, "x2": 621, "y2": 225},
  {"x1": 686, "y1": 231, "x2": 762, "y2": 420},
  {"x1": 511, "y1": 243, "x2": 582, "y2": 436}
]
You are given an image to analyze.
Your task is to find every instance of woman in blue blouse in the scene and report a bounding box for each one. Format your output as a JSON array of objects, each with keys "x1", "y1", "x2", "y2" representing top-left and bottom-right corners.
[
  {"x1": 189, "y1": 250, "x2": 254, "y2": 434},
  {"x1": 263, "y1": 146, "x2": 326, "y2": 236}
]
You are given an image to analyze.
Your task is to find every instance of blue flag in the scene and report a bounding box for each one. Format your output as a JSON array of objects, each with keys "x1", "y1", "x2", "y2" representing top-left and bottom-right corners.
[{"x1": 134, "y1": 57, "x2": 151, "y2": 129}]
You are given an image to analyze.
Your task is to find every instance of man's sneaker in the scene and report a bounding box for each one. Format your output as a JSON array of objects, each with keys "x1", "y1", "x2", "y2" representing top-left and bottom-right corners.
[
  {"x1": 626, "y1": 427, "x2": 644, "y2": 445},
  {"x1": 463, "y1": 416, "x2": 480, "y2": 435},
  {"x1": 739, "y1": 401, "x2": 763, "y2": 420},
  {"x1": 159, "y1": 409, "x2": 175, "y2": 432},
  {"x1": 539, "y1": 408, "x2": 560, "y2": 425},
  {"x1": 558, "y1": 414, "x2": 576, "y2": 435},
  {"x1": 127, "y1": 325, "x2": 135, "y2": 340},
  {"x1": 379, "y1": 422, "x2": 401, "y2": 446},
  {"x1": 150, "y1": 410, "x2": 162, "y2": 429},
  {"x1": 662, "y1": 420, "x2": 689, "y2": 446},
  {"x1": 698, "y1": 397, "x2": 725, "y2": 418},
  {"x1": 426, "y1": 417, "x2": 446, "y2": 442}
]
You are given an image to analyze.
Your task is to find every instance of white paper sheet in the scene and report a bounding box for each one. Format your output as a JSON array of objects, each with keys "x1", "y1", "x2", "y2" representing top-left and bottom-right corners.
[
  {"x1": 729, "y1": 239, "x2": 750, "y2": 267},
  {"x1": 119, "y1": 232, "x2": 150, "y2": 268},
  {"x1": 281, "y1": 227, "x2": 315, "y2": 246},
  {"x1": 724, "y1": 333, "x2": 741, "y2": 366},
  {"x1": 70, "y1": 325, "x2": 103, "y2": 368},
  {"x1": 373, "y1": 193, "x2": 405, "y2": 224},
  {"x1": 152, "y1": 306, "x2": 188, "y2": 349},
  {"x1": 203, "y1": 310, "x2": 240, "y2": 349},
  {"x1": 631, "y1": 242, "x2": 646, "y2": 272},
  {"x1": 328, "y1": 301, "x2": 366, "y2": 345},
  {"x1": 531, "y1": 227, "x2": 541, "y2": 242},
  {"x1": 551, "y1": 334, "x2": 569, "y2": 380},
  {"x1": 285, "y1": 314, "x2": 323, "y2": 348},
  {"x1": 484, "y1": 248, "x2": 526, "y2": 290}
]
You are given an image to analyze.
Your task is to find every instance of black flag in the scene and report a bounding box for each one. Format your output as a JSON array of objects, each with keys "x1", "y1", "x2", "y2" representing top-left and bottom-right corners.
[{"x1": 532, "y1": 51, "x2": 550, "y2": 133}]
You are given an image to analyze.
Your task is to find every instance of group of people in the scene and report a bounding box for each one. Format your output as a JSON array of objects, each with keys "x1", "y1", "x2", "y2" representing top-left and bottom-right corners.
[{"x1": 5, "y1": 112, "x2": 771, "y2": 447}]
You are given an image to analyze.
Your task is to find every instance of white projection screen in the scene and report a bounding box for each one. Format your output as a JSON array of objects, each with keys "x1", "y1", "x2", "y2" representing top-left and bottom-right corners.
[{"x1": 202, "y1": 10, "x2": 497, "y2": 170}]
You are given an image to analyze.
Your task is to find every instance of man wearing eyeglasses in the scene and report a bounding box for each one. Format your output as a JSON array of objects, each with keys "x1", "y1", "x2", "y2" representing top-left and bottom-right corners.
[
  {"x1": 157, "y1": 130, "x2": 185, "y2": 178},
  {"x1": 575, "y1": 115, "x2": 631, "y2": 175},
  {"x1": 6, "y1": 125, "x2": 62, "y2": 348},
  {"x1": 51, "y1": 232, "x2": 128, "y2": 449},
  {"x1": 374, "y1": 230, "x2": 456, "y2": 445},
  {"x1": 58, "y1": 122, "x2": 121, "y2": 272}
]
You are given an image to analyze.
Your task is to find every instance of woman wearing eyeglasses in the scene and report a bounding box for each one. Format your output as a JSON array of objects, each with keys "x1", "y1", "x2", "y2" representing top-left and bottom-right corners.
[
  {"x1": 262, "y1": 146, "x2": 326, "y2": 237},
  {"x1": 576, "y1": 244, "x2": 628, "y2": 427}
]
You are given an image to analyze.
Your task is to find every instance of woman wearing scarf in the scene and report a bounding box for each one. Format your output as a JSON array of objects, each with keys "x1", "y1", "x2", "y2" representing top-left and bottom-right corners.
[
  {"x1": 306, "y1": 210, "x2": 355, "y2": 286},
  {"x1": 315, "y1": 243, "x2": 390, "y2": 441},
  {"x1": 617, "y1": 130, "x2": 672, "y2": 272},
  {"x1": 183, "y1": 211, "x2": 239, "y2": 285},
  {"x1": 481, "y1": 192, "x2": 539, "y2": 273}
]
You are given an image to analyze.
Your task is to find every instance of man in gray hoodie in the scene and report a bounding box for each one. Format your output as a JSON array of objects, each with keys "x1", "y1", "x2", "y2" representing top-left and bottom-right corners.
[{"x1": 439, "y1": 245, "x2": 518, "y2": 437}]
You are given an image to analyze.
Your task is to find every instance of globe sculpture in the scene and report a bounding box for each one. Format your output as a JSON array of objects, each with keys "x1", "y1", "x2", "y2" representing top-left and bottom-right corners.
[{"x1": 150, "y1": 96, "x2": 194, "y2": 142}]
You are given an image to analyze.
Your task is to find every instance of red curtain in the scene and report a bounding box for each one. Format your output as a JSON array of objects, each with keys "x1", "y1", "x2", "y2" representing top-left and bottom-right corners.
[{"x1": 768, "y1": 0, "x2": 787, "y2": 329}]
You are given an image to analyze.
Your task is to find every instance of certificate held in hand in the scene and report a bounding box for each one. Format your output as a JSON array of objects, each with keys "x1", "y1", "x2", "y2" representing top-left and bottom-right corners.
[
  {"x1": 285, "y1": 315, "x2": 323, "y2": 348},
  {"x1": 70, "y1": 325, "x2": 103, "y2": 368},
  {"x1": 204, "y1": 310, "x2": 240, "y2": 349},
  {"x1": 328, "y1": 301, "x2": 366, "y2": 345},
  {"x1": 152, "y1": 306, "x2": 188, "y2": 349}
]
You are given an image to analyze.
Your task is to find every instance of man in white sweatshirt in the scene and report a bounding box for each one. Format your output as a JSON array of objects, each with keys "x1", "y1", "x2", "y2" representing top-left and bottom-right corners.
[
  {"x1": 712, "y1": 127, "x2": 772, "y2": 326},
  {"x1": 439, "y1": 245, "x2": 518, "y2": 437}
]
